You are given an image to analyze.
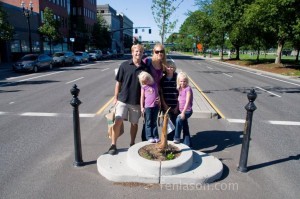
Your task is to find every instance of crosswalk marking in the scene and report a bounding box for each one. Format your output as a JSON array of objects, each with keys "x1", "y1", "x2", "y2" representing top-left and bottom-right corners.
[
  {"x1": 268, "y1": 121, "x2": 300, "y2": 125},
  {"x1": 1, "y1": 111, "x2": 300, "y2": 126},
  {"x1": 0, "y1": 111, "x2": 95, "y2": 118}
]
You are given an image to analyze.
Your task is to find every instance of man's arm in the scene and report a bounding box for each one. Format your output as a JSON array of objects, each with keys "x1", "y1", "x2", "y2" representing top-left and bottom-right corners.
[{"x1": 113, "y1": 81, "x2": 121, "y2": 105}]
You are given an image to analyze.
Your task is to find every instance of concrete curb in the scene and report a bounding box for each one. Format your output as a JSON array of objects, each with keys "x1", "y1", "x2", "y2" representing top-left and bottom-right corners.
[{"x1": 97, "y1": 141, "x2": 223, "y2": 184}]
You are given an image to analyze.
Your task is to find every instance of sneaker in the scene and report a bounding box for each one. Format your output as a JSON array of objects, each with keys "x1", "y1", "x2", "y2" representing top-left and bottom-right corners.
[
  {"x1": 154, "y1": 138, "x2": 160, "y2": 143},
  {"x1": 173, "y1": 139, "x2": 180, "y2": 144},
  {"x1": 148, "y1": 138, "x2": 155, "y2": 143},
  {"x1": 108, "y1": 144, "x2": 117, "y2": 155}
]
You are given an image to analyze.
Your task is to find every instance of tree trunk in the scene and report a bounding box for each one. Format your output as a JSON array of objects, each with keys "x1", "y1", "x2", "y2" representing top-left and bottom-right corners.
[
  {"x1": 236, "y1": 46, "x2": 240, "y2": 60},
  {"x1": 275, "y1": 39, "x2": 284, "y2": 64},
  {"x1": 220, "y1": 33, "x2": 225, "y2": 60},
  {"x1": 295, "y1": 49, "x2": 299, "y2": 63}
]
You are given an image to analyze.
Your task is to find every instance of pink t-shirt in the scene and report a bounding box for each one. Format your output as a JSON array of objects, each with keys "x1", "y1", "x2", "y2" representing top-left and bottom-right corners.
[
  {"x1": 142, "y1": 84, "x2": 159, "y2": 108},
  {"x1": 178, "y1": 86, "x2": 193, "y2": 112}
]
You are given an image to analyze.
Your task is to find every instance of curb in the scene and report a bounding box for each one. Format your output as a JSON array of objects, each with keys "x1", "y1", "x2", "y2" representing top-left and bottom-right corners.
[{"x1": 97, "y1": 141, "x2": 223, "y2": 184}]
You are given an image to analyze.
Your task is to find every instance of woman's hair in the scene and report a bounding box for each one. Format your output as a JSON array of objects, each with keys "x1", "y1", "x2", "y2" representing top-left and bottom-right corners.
[
  {"x1": 151, "y1": 43, "x2": 167, "y2": 70},
  {"x1": 176, "y1": 72, "x2": 189, "y2": 90},
  {"x1": 166, "y1": 60, "x2": 176, "y2": 72},
  {"x1": 138, "y1": 71, "x2": 154, "y2": 85}
]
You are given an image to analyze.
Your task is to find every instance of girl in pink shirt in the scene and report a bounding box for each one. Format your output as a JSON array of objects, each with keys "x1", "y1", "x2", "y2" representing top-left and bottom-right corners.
[
  {"x1": 173, "y1": 72, "x2": 193, "y2": 147},
  {"x1": 139, "y1": 71, "x2": 160, "y2": 143}
]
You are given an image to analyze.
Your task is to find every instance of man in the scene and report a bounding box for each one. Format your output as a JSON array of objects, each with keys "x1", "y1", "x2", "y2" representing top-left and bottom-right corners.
[{"x1": 108, "y1": 44, "x2": 148, "y2": 155}]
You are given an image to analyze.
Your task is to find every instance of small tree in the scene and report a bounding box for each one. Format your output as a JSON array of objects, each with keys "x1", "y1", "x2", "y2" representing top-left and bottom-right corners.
[
  {"x1": 151, "y1": 0, "x2": 184, "y2": 44},
  {"x1": 0, "y1": 5, "x2": 14, "y2": 41},
  {"x1": 38, "y1": 7, "x2": 61, "y2": 54},
  {"x1": 92, "y1": 14, "x2": 111, "y2": 50},
  {"x1": 0, "y1": 4, "x2": 14, "y2": 62}
]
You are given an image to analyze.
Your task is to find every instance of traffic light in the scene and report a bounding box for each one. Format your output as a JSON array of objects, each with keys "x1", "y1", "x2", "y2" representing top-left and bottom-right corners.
[
  {"x1": 149, "y1": 29, "x2": 151, "y2": 34},
  {"x1": 135, "y1": 29, "x2": 138, "y2": 34}
]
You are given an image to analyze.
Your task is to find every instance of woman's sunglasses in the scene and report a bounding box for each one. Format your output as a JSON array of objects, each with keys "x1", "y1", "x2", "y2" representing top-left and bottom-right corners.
[{"x1": 154, "y1": 50, "x2": 165, "y2": 54}]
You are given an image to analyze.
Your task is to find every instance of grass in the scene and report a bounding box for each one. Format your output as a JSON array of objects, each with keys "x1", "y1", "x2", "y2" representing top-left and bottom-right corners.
[{"x1": 179, "y1": 51, "x2": 300, "y2": 76}]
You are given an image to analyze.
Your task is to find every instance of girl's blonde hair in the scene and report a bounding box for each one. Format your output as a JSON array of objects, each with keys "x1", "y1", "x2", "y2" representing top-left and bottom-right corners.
[
  {"x1": 176, "y1": 72, "x2": 189, "y2": 90},
  {"x1": 138, "y1": 71, "x2": 154, "y2": 86},
  {"x1": 152, "y1": 43, "x2": 167, "y2": 70}
]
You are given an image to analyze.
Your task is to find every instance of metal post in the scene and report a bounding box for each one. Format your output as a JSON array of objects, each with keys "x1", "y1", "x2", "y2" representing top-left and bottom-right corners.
[
  {"x1": 21, "y1": 1, "x2": 33, "y2": 53},
  {"x1": 26, "y1": 15, "x2": 33, "y2": 53},
  {"x1": 237, "y1": 89, "x2": 257, "y2": 172},
  {"x1": 70, "y1": 84, "x2": 84, "y2": 167}
]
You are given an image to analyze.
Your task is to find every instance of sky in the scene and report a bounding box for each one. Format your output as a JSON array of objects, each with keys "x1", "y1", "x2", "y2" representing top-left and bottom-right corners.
[{"x1": 97, "y1": 0, "x2": 197, "y2": 42}]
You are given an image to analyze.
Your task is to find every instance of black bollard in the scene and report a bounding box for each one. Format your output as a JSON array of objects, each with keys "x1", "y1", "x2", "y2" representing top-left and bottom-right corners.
[
  {"x1": 237, "y1": 89, "x2": 257, "y2": 172},
  {"x1": 70, "y1": 84, "x2": 84, "y2": 167}
]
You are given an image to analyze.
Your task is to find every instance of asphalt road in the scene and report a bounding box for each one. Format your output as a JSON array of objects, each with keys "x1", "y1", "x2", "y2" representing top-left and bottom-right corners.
[{"x1": 0, "y1": 54, "x2": 299, "y2": 199}]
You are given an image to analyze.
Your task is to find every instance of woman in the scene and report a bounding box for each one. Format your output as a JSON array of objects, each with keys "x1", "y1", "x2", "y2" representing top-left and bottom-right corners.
[{"x1": 141, "y1": 43, "x2": 167, "y2": 141}]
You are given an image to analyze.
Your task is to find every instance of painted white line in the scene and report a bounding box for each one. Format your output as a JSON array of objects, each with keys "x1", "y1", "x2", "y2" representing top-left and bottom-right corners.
[
  {"x1": 79, "y1": 113, "x2": 96, "y2": 117},
  {"x1": 66, "y1": 77, "x2": 84, "y2": 84},
  {"x1": 18, "y1": 112, "x2": 95, "y2": 118},
  {"x1": 223, "y1": 73, "x2": 232, "y2": 78},
  {"x1": 1, "y1": 71, "x2": 64, "y2": 86},
  {"x1": 17, "y1": 71, "x2": 64, "y2": 82},
  {"x1": 101, "y1": 68, "x2": 109, "y2": 72},
  {"x1": 268, "y1": 121, "x2": 300, "y2": 126},
  {"x1": 227, "y1": 119, "x2": 245, "y2": 123},
  {"x1": 6, "y1": 74, "x2": 35, "y2": 80},
  {"x1": 20, "y1": 112, "x2": 59, "y2": 117},
  {"x1": 207, "y1": 66, "x2": 213, "y2": 69},
  {"x1": 0, "y1": 112, "x2": 7, "y2": 115},
  {"x1": 9, "y1": 102, "x2": 15, "y2": 104},
  {"x1": 256, "y1": 86, "x2": 282, "y2": 97}
]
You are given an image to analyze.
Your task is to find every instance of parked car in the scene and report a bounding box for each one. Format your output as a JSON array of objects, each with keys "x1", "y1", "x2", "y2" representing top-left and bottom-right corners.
[
  {"x1": 88, "y1": 49, "x2": 102, "y2": 60},
  {"x1": 74, "y1": 51, "x2": 89, "y2": 63},
  {"x1": 12, "y1": 54, "x2": 53, "y2": 73},
  {"x1": 101, "y1": 50, "x2": 110, "y2": 59},
  {"x1": 52, "y1": 51, "x2": 75, "y2": 66}
]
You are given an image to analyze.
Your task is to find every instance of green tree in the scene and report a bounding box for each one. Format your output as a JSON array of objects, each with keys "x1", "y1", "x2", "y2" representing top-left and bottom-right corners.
[
  {"x1": 92, "y1": 14, "x2": 111, "y2": 50},
  {"x1": 291, "y1": 12, "x2": 300, "y2": 63},
  {"x1": 180, "y1": 10, "x2": 213, "y2": 55},
  {"x1": 0, "y1": 4, "x2": 14, "y2": 62},
  {"x1": 0, "y1": 5, "x2": 14, "y2": 41},
  {"x1": 243, "y1": 0, "x2": 299, "y2": 64},
  {"x1": 151, "y1": 0, "x2": 184, "y2": 44},
  {"x1": 38, "y1": 7, "x2": 61, "y2": 54}
]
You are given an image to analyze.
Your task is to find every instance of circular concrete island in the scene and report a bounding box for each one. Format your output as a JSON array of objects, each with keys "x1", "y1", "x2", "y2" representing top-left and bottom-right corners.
[{"x1": 97, "y1": 141, "x2": 223, "y2": 184}]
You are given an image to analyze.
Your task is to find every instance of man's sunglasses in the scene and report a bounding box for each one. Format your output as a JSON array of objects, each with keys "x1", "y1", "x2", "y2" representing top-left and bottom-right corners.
[{"x1": 154, "y1": 50, "x2": 165, "y2": 54}]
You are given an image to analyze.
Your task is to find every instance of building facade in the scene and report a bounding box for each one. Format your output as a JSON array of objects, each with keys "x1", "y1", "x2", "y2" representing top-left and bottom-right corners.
[
  {"x1": 0, "y1": 0, "x2": 97, "y2": 62},
  {"x1": 97, "y1": 4, "x2": 133, "y2": 52}
]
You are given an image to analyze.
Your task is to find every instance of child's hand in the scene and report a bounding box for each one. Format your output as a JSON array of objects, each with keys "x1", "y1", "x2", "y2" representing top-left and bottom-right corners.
[
  {"x1": 180, "y1": 112, "x2": 185, "y2": 120},
  {"x1": 141, "y1": 107, "x2": 145, "y2": 114}
]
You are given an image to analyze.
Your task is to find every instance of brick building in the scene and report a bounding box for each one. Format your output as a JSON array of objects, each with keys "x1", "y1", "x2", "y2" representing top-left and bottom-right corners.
[{"x1": 0, "y1": 0, "x2": 97, "y2": 62}]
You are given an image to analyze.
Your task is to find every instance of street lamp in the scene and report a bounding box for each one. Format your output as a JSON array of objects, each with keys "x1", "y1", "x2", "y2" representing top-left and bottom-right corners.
[{"x1": 21, "y1": 1, "x2": 33, "y2": 53}]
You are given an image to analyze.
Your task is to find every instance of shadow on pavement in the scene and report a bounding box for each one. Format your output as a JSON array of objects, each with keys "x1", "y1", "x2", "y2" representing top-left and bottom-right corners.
[
  {"x1": 191, "y1": 130, "x2": 243, "y2": 152},
  {"x1": 247, "y1": 154, "x2": 300, "y2": 171}
]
